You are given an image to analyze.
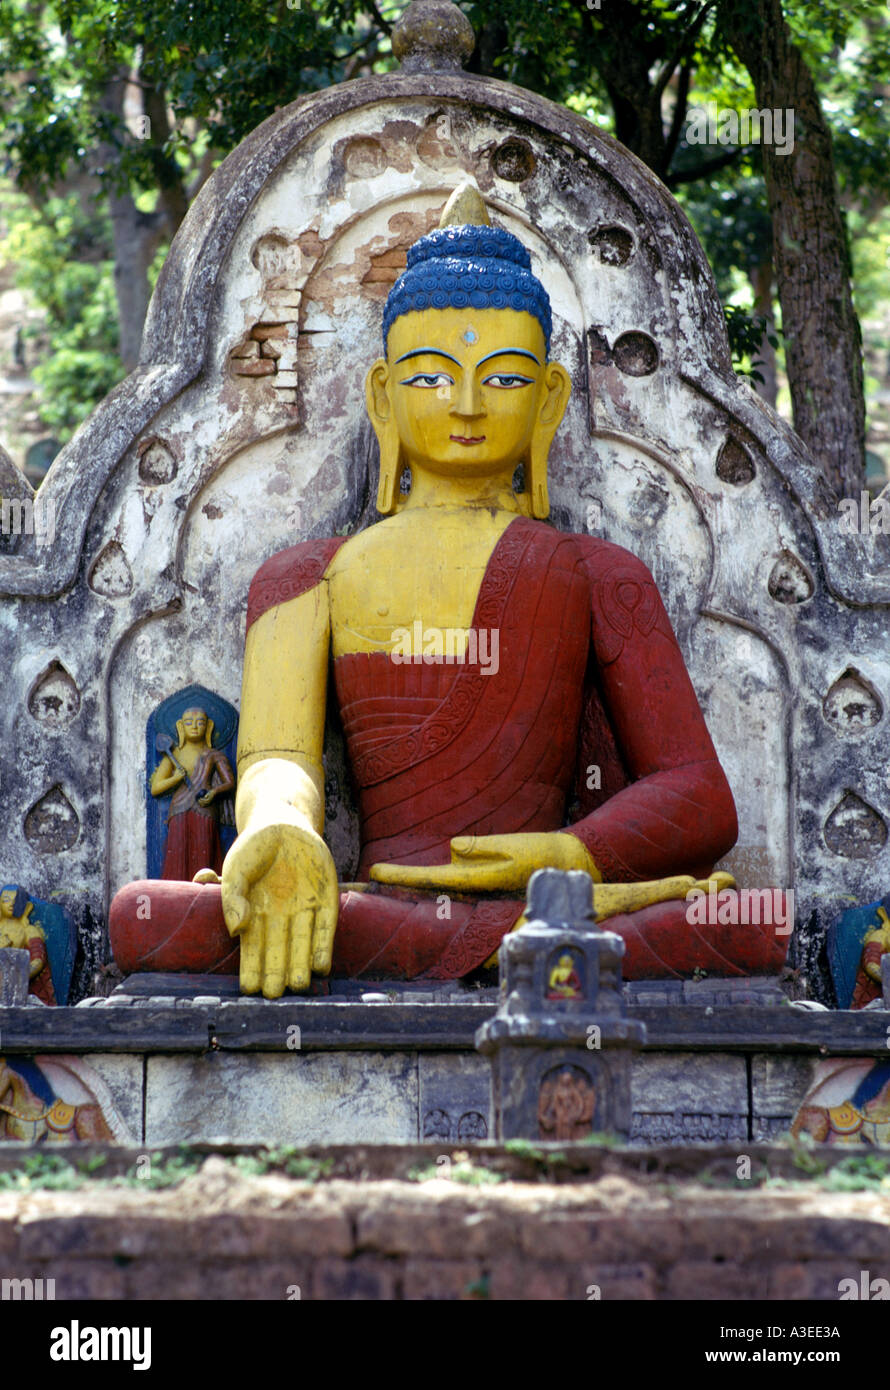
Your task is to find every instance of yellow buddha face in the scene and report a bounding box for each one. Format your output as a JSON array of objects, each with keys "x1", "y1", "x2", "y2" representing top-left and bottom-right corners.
[
  {"x1": 369, "y1": 306, "x2": 570, "y2": 486},
  {"x1": 0, "y1": 890, "x2": 15, "y2": 919},
  {"x1": 181, "y1": 709, "x2": 208, "y2": 743}
]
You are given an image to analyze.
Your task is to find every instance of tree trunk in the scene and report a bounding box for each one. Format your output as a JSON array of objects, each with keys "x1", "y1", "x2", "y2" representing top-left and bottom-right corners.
[
  {"x1": 722, "y1": 0, "x2": 866, "y2": 497},
  {"x1": 96, "y1": 67, "x2": 188, "y2": 371},
  {"x1": 750, "y1": 256, "x2": 778, "y2": 410}
]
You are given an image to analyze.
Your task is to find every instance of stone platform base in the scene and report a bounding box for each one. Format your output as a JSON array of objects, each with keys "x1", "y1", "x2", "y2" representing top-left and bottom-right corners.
[{"x1": 2, "y1": 996, "x2": 889, "y2": 1146}]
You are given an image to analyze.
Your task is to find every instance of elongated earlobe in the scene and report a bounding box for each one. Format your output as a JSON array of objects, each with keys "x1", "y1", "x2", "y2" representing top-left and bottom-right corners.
[
  {"x1": 376, "y1": 422, "x2": 404, "y2": 515},
  {"x1": 528, "y1": 362, "x2": 571, "y2": 519},
  {"x1": 365, "y1": 358, "x2": 404, "y2": 515},
  {"x1": 526, "y1": 442, "x2": 550, "y2": 519}
]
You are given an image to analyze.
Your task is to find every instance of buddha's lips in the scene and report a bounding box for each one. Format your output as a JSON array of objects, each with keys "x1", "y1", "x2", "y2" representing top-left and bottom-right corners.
[{"x1": 450, "y1": 434, "x2": 486, "y2": 445}]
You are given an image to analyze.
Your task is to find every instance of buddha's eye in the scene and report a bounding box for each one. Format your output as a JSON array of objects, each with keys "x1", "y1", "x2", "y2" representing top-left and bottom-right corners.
[
  {"x1": 399, "y1": 372, "x2": 454, "y2": 389},
  {"x1": 482, "y1": 373, "x2": 535, "y2": 389}
]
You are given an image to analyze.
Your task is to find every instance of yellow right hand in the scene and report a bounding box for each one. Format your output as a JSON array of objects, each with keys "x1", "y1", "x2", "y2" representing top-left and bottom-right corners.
[{"x1": 221, "y1": 822, "x2": 338, "y2": 998}]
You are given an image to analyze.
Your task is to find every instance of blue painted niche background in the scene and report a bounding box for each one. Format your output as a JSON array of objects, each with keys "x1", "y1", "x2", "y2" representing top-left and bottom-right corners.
[{"x1": 145, "y1": 684, "x2": 238, "y2": 879}]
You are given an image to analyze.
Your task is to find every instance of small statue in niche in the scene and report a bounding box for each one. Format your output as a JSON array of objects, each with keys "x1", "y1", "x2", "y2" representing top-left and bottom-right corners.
[
  {"x1": 0, "y1": 884, "x2": 56, "y2": 1005},
  {"x1": 538, "y1": 1066, "x2": 596, "y2": 1141},
  {"x1": 547, "y1": 951, "x2": 583, "y2": 1000},
  {"x1": 851, "y1": 905, "x2": 890, "y2": 1009},
  {"x1": 150, "y1": 708, "x2": 235, "y2": 882}
]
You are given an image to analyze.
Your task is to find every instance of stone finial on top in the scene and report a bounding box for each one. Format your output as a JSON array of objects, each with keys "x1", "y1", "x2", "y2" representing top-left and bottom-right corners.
[
  {"x1": 526, "y1": 868, "x2": 596, "y2": 929},
  {"x1": 391, "y1": 0, "x2": 476, "y2": 73}
]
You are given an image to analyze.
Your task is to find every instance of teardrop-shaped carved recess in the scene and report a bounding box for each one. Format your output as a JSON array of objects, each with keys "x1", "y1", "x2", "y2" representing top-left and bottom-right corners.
[
  {"x1": 823, "y1": 669, "x2": 883, "y2": 737},
  {"x1": 824, "y1": 793, "x2": 888, "y2": 859},
  {"x1": 23, "y1": 785, "x2": 79, "y2": 853},
  {"x1": 89, "y1": 540, "x2": 133, "y2": 597},
  {"x1": 27, "y1": 661, "x2": 81, "y2": 728},
  {"x1": 768, "y1": 550, "x2": 814, "y2": 604},
  {"x1": 138, "y1": 438, "x2": 177, "y2": 485},
  {"x1": 587, "y1": 225, "x2": 634, "y2": 267},
  {"x1": 716, "y1": 436, "x2": 756, "y2": 486},
  {"x1": 612, "y1": 332, "x2": 659, "y2": 377}
]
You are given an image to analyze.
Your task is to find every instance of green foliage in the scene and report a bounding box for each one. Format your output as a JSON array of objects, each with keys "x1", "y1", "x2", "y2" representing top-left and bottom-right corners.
[
  {"x1": 120, "y1": 1149, "x2": 203, "y2": 1188},
  {"x1": 576, "y1": 1131, "x2": 623, "y2": 1148},
  {"x1": 232, "y1": 1147, "x2": 334, "y2": 1181},
  {"x1": 0, "y1": 1153, "x2": 86, "y2": 1190},
  {"x1": 408, "y1": 1156, "x2": 504, "y2": 1184},
  {"x1": 0, "y1": 0, "x2": 398, "y2": 195},
  {"x1": 819, "y1": 1153, "x2": 890, "y2": 1191},
  {"x1": 502, "y1": 1138, "x2": 547, "y2": 1160},
  {"x1": 1, "y1": 193, "x2": 123, "y2": 437},
  {"x1": 0, "y1": 0, "x2": 886, "y2": 444},
  {"x1": 724, "y1": 304, "x2": 781, "y2": 383}
]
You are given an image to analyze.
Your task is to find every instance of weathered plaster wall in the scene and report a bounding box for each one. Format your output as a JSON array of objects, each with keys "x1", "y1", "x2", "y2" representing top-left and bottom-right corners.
[{"x1": 1, "y1": 58, "x2": 888, "y2": 1000}]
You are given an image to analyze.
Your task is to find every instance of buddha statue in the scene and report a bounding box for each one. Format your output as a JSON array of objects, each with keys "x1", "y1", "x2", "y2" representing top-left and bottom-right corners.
[
  {"x1": 0, "y1": 883, "x2": 56, "y2": 1005},
  {"x1": 111, "y1": 185, "x2": 789, "y2": 997}
]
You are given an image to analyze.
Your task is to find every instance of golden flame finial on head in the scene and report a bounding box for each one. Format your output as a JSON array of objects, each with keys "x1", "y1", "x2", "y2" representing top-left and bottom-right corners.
[{"x1": 438, "y1": 182, "x2": 491, "y2": 229}]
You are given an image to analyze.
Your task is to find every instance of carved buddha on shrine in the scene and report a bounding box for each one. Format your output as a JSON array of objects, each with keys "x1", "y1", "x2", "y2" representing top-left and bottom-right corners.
[{"x1": 112, "y1": 185, "x2": 789, "y2": 997}]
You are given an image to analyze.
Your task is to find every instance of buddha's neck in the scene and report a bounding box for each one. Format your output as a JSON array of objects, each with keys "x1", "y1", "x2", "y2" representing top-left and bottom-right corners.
[{"x1": 401, "y1": 462, "x2": 522, "y2": 514}]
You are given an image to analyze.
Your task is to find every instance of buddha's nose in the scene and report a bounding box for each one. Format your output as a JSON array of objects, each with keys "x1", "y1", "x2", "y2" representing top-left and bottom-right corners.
[{"x1": 451, "y1": 373, "x2": 484, "y2": 418}]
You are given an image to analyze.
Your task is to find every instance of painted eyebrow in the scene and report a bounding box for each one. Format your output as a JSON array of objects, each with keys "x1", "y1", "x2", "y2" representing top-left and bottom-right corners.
[
  {"x1": 476, "y1": 349, "x2": 541, "y2": 367},
  {"x1": 395, "y1": 348, "x2": 462, "y2": 366}
]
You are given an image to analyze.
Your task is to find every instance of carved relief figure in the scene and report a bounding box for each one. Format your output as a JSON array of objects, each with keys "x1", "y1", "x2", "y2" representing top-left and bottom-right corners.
[
  {"x1": 0, "y1": 884, "x2": 56, "y2": 1005},
  {"x1": 539, "y1": 1066, "x2": 596, "y2": 1141},
  {"x1": 791, "y1": 1059, "x2": 890, "y2": 1146},
  {"x1": 151, "y1": 708, "x2": 235, "y2": 881},
  {"x1": 0, "y1": 1057, "x2": 115, "y2": 1142}
]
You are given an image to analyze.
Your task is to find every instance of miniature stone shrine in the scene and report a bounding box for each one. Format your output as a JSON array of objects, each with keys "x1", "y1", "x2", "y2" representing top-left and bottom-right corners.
[{"x1": 477, "y1": 869, "x2": 646, "y2": 1141}]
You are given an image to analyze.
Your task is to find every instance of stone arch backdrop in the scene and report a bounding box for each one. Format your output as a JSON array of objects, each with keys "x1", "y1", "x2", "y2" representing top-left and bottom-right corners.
[{"x1": 1, "y1": 5, "x2": 886, "y2": 1000}]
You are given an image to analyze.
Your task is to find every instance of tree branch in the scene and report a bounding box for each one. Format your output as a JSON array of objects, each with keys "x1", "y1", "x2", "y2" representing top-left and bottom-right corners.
[
  {"x1": 664, "y1": 58, "x2": 693, "y2": 170},
  {"x1": 366, "y1": 2, "x2": 392, "y2": 36},
  {"x1": 666, "y1": 143, "x2": 750, "y2": 187},
  {"x1": 651, "y1": 0, "x2": 716, "y2": 106}
]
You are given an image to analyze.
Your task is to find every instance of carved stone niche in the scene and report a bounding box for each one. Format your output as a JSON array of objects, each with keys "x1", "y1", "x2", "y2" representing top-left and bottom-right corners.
[
  {"x1": 716, "y1": 435, "x2": 756, "y2": 486},
  {"x1": 768, "y1": 550, "x2": 814, "y2": 604},
  {"x1": 824, "y1": 793, "x2": 888, "y2": 860},
  {"x1": 23, "y1": 785, "x2": 79, "y2": 853},
  {"x1": 137, "y1": 438, "x2": 177, "y2": 486},
  {"x1": 588, "y1": 224, "x2": 635, "y2": 267},
  {"x1": 28, "y1": 661, "x2": 81, "y2": 728},
  {"x1": 823, "y1": 669, "x2": 883, "y2": 737}
]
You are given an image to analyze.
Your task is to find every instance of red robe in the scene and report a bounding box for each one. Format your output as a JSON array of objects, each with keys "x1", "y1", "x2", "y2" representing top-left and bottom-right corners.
[
  {"x1": 27, "y1": 934, "x2": 57, "y2": 1006},
  {"x1": 247, "y1": 517, "x2": 784, "y2": 980},
  {"x1": 111, "y1": 517, "x2": 789, "y2": 981}
]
